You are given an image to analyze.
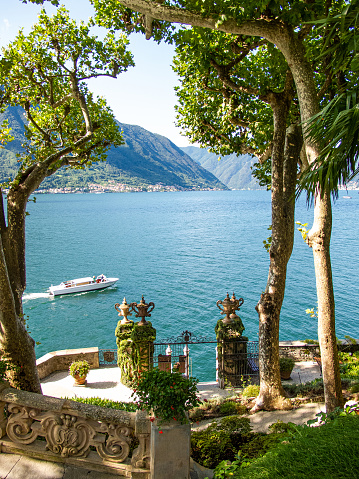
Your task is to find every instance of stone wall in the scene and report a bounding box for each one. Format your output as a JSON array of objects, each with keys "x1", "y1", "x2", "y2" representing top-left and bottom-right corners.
[
  {"x1": 279, "y1": 340, "x2": 359, "y2": 361},
  {"x1": 0, "y1": 381, "x2": 190, "y2": 479},
  {"x1": 36, "y1": 347, "x2": 99, "y2": 379}
]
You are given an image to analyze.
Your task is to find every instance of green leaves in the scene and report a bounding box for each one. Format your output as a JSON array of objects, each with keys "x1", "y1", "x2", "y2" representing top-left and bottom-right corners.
[
  {"x1": 0, "y1": 7, "x2": 133, "y2": 188},
  {"x1": 298, "y1": 0, "x2": 359, "y2": 202},
  {"x1": 132, "y1": 368, "x2": 200, "y2": 424},
  {"x1": 173, "y1": 28, "x2": 282, "y2": 156}
]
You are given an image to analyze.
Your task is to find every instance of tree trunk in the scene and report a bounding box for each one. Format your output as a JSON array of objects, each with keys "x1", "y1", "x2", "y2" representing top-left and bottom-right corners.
[
  {"x1": 307, "y1": 193, "x2": 344, "y2": 410},
  {"x1": 254, "y1": 100, "x2": 300, "y2": 411},
  {"x1": 0, "y1": 186, "x2": 42, "y2": 393},
  {"x1": 277, "y1": 32, "x2": 344, "y2": 412},
  {"x1": 0, "y1": 233, "x2": 42, "y2": 393}
]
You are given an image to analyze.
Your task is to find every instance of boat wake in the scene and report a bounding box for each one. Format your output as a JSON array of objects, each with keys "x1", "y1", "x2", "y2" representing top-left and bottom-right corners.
[{"x1": 23, "y1": 292, "x2": 51, "y2": 301}]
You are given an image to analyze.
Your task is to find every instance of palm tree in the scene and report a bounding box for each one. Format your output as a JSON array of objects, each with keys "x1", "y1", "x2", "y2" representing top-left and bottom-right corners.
[{"x1": 298, "y1": 0, "x2": 359, "y2": 201}]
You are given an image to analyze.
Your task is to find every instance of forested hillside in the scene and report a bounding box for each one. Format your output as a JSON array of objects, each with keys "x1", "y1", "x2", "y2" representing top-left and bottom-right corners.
[
  {"x1": 181, "y1": 146, "x2": 262, "y2": 190},
  {"x1": 0, "y1": 106, "x2": 226, "y2": 191}
]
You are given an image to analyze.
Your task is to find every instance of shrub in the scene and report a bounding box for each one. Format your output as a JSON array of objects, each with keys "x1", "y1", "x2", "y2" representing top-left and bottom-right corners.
[
  {"x1": 233, "y1": 415, "x2": 359, "y2": 479},
  {"x1": 189, "y1": 407, "x2": 206, "y2": 422},
  {"x1": 133, "y1": 368, "x2": 200, "y2": 424},
  {"x1": 242, "y1": 384, "x2": 260, "y2": 398},
  {"x1": 349, "y1": 383, "x2": 359, "y2": 393},
  {"x1": 283, "y1": 378, "x2": 324, "y2": 398},
  {"x1": 219, "y1": 401, "x2": 239, "y2": 416},
  {"x1": 191, "y1": 416, "x2": 253, "y2": 468},
  {"x1": 279, "y1": 357, "x2": 295, "y2": 371}
]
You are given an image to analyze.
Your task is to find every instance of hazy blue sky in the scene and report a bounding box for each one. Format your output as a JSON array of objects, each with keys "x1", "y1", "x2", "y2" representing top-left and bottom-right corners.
[{"x1": 0, "y1": 0, "x2": 191, "y2": 147}]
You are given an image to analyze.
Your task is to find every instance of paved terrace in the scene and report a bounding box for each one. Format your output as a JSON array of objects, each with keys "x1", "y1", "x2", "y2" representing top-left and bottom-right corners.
[{"x1": 0, "y1": 361, "x2": 324, "y2": 479}]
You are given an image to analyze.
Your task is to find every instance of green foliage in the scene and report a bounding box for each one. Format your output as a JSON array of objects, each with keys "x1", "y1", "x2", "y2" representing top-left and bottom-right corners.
[
  {"x1": 68, "y1": 360, "x2": 90, "y2": 378},
  {"x1": 219, "y1": 400, "x2": 240, "y2": 416},
  {"x1": 295, "y1": 221, "x2": 309, "y2": 241},
  {"x1": 282, "y1": 378, "x2": 324, "y2": 398},
  {"x1": 229, "y1": 415, "x2": 359, "y2": 479},
  {"x1": 131, "y1": 323, "x2": 156, "y2": 343},
  {"x1": 0, "y1": 7, "x2": 132, "y2": 190},
  {"x1": 349, "y1": 383, "x2": 359, "y2": 393},
  {"x1": 339, "y1": 351, "x2": 359, "y2": 378},
  {"x1": 263, "y1": 225, "x2": 272, "y2": 252},
  {"x1": 298, "y1": 0, "x2": 359, "y2": 202},
  {"x1": 215, "y1": 317, "x2": 245, "y2": 341},
  {"x1": 242, "y1": 384, "x2": 260, "y2": 398},
  {"x1": 190, "y1": 398, "x2": 247, "y2": 421},
  {"x1": 268, "y1": 420, "x2": 298, "y2": 434},
  {"x1": 344, "y1": 335, "x2": 358, "y2": 345},
  {"x1": 115, "y1": 321, "x2": 156, "y2": 387},
  {"x1": 279, "y1": 357, "x2": 295, "y2": 372},
  {"x1": 172, "y1": 30, "x2": 281, "y2": 157},
  {"x1": 251, "y1": 158, "x2": 272, "y2": 190},
  {"x1": 191, "y1": 416, "x2": 252, "y2": 469},
  {"x1": 132, "y1": 368, "x2": 200, "y2": 424},
  {"x1": 70, "y1": 396, "x2": 137, "y2": 412}
]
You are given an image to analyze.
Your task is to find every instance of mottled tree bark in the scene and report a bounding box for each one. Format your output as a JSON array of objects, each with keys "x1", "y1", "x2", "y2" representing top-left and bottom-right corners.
[
  {"x1": 276, "y1": 30, "x2": 344, "y2": 411},
  {"x1": 254, "y1": 110, "x2": 301, "y2": 411},
  {"x1": 306, "y1": 193, "x2": 343, "y2": 411},
  {"x1": 0, "y1": 188, "x2": 42, "y2": 393}
]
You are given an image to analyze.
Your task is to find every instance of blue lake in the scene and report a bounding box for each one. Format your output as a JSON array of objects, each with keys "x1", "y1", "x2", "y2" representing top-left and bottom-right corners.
[{"x1": 23, "y1": 190, "x2": 359, "y2": 381}]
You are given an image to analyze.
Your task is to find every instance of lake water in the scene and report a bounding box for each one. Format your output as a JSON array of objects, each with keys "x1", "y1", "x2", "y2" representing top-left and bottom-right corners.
[{"x1": 23, "y1": 190, "x2": 359, "y2": 381}]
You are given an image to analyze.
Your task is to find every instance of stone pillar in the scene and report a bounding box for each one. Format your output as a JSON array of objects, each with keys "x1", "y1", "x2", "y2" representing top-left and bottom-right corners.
[
  {"x1": 150, "y1": 420, "x2": 191, "y2": 479},
  {"x1": 115, "y1": 321, "x2": 156, "y2": 387},
  {"x1": 215, "y1": 317, "x2": 248, "y2": 388},
  {"x1": 115, "y1": 321, "x2": 135, "y2": 387}
]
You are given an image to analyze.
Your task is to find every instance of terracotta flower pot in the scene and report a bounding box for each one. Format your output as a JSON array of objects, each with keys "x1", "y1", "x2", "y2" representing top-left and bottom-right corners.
[
  {"x1": 74, "y1": 374, "x2": 87, "y2": 386},
  {"x1": 280, "y1": 370, "x2": 292, "y2": 380}
]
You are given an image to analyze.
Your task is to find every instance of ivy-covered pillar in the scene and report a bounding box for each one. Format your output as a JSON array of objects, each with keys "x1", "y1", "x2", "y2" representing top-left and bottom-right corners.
[
  {"x1": 115, "y1": 320, "x2": 136, "y2": 387},
  {"x1": 115, "y1": 297, "x2": 157, "y2": 387},
  {"x1": 215, "y1": 293, "x2": 248, "y2": 388}
]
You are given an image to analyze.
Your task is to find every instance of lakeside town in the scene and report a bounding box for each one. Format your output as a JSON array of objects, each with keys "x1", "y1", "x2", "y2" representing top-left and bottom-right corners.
[
  {"x1": 32, "y1": 181, "x2": 227, "y2": 194},
  {"x1": 31, "y1": 180, "x2": 359, "y2": 194}
]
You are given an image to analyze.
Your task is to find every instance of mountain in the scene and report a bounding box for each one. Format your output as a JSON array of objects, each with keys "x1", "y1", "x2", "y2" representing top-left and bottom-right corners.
[
  {"x1": 0, "y1": 106, "x2": 227, "y2": 191},
  {"x1": 181, "y1": 146, "x2": 262, "y2": 190}
]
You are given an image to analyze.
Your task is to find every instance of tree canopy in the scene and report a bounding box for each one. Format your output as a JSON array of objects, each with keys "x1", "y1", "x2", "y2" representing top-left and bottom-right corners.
[
  {"x1": 0, "y1": 6, "x2": 133, "y2": 392},
  {"x1": 88, "y1": 0, "x2": 346, "y2": 412}
]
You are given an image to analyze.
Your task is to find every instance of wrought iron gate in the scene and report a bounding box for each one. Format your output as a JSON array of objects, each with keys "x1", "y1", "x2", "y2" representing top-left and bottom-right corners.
[
  {"x1": 154, "y1": 331, "x2": 259, "y2": 387},
  {"x1": 153, "y1": 330, "x2": 217, "y2": 378},
  {"x1": 99, "y1": 332, "x2": 259, "y2": 388}
]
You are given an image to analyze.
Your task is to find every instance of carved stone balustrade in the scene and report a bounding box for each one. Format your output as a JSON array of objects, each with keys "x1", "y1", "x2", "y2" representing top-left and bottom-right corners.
[{"x1": 0, "y1": 382, "x2": 150, "y2": 478}]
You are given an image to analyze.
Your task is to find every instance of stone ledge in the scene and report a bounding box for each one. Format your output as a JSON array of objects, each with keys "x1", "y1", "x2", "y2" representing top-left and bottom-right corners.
[
  {"x1": 36, "y1": 347, "x2": 99, "y2": 379},
  {"x1": 279, "y1": 339, "x2": 359, "y2": 360}
]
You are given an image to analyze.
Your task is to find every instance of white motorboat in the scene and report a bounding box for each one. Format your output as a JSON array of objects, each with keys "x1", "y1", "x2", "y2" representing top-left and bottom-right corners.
[{"x1": 48, "y1": 275, "x2": 118, "y2": 296}]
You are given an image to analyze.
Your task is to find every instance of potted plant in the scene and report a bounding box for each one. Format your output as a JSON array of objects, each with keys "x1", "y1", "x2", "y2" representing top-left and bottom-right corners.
[
  {"x1": 132, "y1": 368, "x2": 201, "y2": 424},
  {"x1": 279, "y1": 357, "x2": 295, "y2": 380},
  {"x1": 69, "y1": 360, "x2": 90, "y2": 386}
]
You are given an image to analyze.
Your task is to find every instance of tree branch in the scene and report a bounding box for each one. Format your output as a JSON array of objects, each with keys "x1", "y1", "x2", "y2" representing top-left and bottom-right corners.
[{"x1": 118, "y1": 0, "x2": 286, "y2": 43}]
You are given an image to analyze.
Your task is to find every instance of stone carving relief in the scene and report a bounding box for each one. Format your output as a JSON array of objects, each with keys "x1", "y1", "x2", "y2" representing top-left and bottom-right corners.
[{"x1": 5, "y1": 403, "x2": 142, "y2": 465}]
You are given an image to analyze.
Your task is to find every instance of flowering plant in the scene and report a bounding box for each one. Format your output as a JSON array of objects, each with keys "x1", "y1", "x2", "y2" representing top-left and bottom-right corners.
[
  {"x1": 132, "y1": 368, "x2": 201, "y2": 424},
  {"x1": 69, "y1": 360, "x2": 90, "y2": 378}
]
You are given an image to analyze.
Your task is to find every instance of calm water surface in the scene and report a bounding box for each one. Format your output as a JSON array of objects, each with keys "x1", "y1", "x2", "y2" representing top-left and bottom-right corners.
[{"x1": 23, "y1": 190, "x2": 359, "y2": 381}]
